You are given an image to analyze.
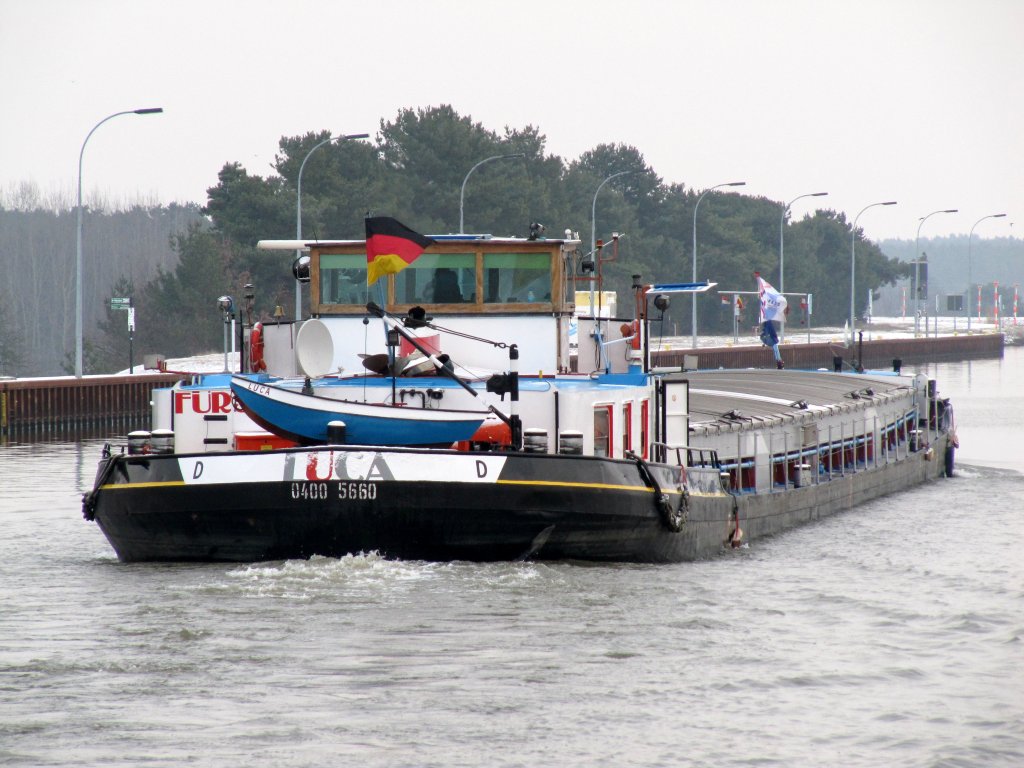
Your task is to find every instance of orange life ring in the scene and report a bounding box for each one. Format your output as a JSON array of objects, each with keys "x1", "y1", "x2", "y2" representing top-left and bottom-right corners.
[
  {"x1": 619, "y1": 319, "x2": 642, "y2": 350},
  {"x1": 250, "y1": 322, "x2": 267, "y2": 372}
]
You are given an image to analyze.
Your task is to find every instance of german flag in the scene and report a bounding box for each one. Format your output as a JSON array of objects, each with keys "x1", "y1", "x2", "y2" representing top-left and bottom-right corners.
[{"x1": 365, "y1": 216, "x2": 434, "y2": 285}]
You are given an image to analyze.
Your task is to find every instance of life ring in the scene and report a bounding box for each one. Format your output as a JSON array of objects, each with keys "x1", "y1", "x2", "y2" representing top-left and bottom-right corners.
[
  {"x1": 250, "y1": 322, "x2": 267, "y2": 372},
  {"x1": 619, "y1": 319, "x2": 642, "y2": 351}
]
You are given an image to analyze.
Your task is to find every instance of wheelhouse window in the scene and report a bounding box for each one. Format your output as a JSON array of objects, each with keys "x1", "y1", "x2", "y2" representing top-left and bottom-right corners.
[
  {"x1": 483, "y1": 252, "x2": 550, "y2": 304},
  {"x1": 310, "y1": 241, "x2": 567, "y2": 316},
  {"x1": 394, "y1": 253, "x2": 476, "y2": 305},
  {"x1": 320, "y1": 253, "x2": 368, "y2": 305}
]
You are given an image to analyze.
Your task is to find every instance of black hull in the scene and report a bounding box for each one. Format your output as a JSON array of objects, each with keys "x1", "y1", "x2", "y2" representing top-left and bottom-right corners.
[
  {"x1": 85, "y1": 440, "x2": 951, "y2": 564},
  {"x1": 93, "y1": 480, "x2": 665, "y2": 563}
]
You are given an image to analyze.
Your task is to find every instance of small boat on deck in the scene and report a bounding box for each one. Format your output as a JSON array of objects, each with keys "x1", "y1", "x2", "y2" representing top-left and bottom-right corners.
[
  {"x1": 83, "y1": 227, "x2": 957, "y2": 564},
  {"x1": 229, "y1": 374, "x2": 490, "y2": 447}
]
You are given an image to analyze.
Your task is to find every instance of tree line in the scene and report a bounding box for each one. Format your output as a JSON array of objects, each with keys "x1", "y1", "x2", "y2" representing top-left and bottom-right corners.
[
  {"x1": 2, "y1": 105, "x2": 913, "y2": 376},
  {"x1": 0, "y1": 199, "x2": 205, "y2": 375}
]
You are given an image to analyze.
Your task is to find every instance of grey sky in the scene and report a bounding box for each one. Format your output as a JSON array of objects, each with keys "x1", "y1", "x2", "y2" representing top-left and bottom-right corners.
[{"x1": 1, "y1": 0, "x2": 1020, "y2": 242}]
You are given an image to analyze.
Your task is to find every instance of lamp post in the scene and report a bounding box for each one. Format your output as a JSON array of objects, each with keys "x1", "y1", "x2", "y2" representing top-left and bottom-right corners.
[
  {"x1": 692, "y1": 181, "x2": 745, "y2": 348},
  {"x1": 590, "y1": 171, "x2": 636, "y2": 315},
  {"x1": 75, "y1": 107, "x2": 163, "y2": 377},
  {"x1": 458, "y1": 153, "x2": 525, "y2": 234},
  {"x1": 849, "y1": 200, "x2": 897, "y2": 347},
  {"x1": 913, "y1": 208, "x2": 957, "y2": 335},
  {"x1": 217, "y1": 296, "x2": 234, "y2": 373},
  {"x1": 295, "y1": 132, "x2": 369, "y2": 322},
  {"x1": 967, "y1": 213, "x2": 1007, "y2": 331},
  {"x1": 779, "y1": 192, "x2": 828, "y2": 294}
]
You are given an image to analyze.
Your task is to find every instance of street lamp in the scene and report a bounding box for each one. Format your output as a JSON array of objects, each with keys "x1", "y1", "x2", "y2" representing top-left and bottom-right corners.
[
  {"x1": 75, "y1": 107, "x2": 163, "y2": 377},
  {"x1": 692, "y1": 181, "x2": 745, "y2": 348},
  {"x1": 849, "y1": 200, "x2": 897, "y2": 348},
  {"x1": 779, "y1": 192, "x2": 828, "y2": 294},
  {"x1": 967, "y1": 213, "x2": 1007, "y2": 331},
  {"x1": 590, "y1": 171, "x2": 637, "y2": 314},
  {"x1": 295, "y1": 132, "x2": 370, "y2": 322},
  {"x1": 913, "y1": 208, "x2": 957, "y2": 335},
  {"x1": 458, "y1": 153, "x2": 525, "y2": 234}
]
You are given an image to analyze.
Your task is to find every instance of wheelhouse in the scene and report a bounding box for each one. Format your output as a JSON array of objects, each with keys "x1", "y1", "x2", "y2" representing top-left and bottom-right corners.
[{"x1": 306, "y1": 235, "x2": 577, "y2": 317}]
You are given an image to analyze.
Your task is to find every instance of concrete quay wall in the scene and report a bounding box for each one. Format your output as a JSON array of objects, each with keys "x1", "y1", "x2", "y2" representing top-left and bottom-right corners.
[{"x1": 652, "y1": 333, "x2": 1004, "y2": 372}]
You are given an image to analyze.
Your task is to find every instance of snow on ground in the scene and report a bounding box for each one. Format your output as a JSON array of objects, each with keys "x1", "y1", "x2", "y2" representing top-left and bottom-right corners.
[{"x1": 114, "y1": 352, "x2": 238, "y2": 377}]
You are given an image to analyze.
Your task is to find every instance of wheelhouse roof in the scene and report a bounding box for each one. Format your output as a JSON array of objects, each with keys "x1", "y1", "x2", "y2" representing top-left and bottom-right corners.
[{"x1": 258, "y1": 236, "x2": 581, "y2": 251}]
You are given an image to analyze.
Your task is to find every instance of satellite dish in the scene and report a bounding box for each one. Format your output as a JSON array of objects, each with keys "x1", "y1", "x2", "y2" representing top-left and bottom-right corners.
[{"x1": 295, "y1": 319, "x2": 334, "y2": 378}]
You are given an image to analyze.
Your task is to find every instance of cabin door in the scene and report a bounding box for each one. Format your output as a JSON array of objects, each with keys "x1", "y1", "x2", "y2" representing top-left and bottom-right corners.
[{"x1": 654, "y1": 378, "x2": 689, "y2": 462}]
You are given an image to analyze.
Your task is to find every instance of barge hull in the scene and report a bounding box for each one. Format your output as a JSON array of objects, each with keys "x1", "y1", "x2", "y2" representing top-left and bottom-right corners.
[{"x1": 87, "y1": 438, "x2": 949, "y2": 564}]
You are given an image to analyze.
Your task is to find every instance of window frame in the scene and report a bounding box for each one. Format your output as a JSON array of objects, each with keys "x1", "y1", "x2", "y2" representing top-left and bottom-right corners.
[{"x1": 309, "y1": 241, "x2": 569, "y2": 315}]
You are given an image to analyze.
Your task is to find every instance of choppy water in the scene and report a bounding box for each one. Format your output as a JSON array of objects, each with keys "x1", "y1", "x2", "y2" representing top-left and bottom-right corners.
[{"x1": 2, "y1": 351, "x2": 1022, "y2": 767}]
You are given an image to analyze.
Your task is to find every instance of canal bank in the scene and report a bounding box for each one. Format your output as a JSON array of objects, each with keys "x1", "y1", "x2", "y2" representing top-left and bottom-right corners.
[{"x1": 0, "y1": 372, "x2": 185, "y2": 436}]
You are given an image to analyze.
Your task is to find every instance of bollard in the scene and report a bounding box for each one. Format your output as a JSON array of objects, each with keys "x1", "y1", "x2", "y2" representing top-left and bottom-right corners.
[
  {"x1": 127, "y1": 430, "x2": 151, "y2": 455},
  {"x1": 326, "y1": 420, "x2": 347, "y2": 444},
  {"x1": 559, "y1": 430, "x2": 584, "y2": 455},
  {"x1": 523, "y1": 428, "x2": 549, "y2": 454}
]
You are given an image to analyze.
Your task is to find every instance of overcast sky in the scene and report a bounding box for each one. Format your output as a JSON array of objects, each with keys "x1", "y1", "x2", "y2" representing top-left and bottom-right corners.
[{"x1": 1, "y1": 0, "x2": 1020, "y2": 242}]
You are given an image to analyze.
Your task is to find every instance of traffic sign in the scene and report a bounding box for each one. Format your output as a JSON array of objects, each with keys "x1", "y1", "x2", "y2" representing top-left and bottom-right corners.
[{"x1": 110, "y1": 297, "x2": 131, "y2": 311}]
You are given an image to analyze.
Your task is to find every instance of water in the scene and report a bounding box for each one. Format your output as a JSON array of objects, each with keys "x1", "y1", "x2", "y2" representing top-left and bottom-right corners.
[{"x1": 2, "y1": 351, "x2": 1023, "y2": 767}]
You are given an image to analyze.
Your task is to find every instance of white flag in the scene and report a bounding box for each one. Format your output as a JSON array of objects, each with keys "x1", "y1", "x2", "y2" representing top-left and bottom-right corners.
[{"x1": 757, "y1": 275, "x2": 788, "y2": 323}]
